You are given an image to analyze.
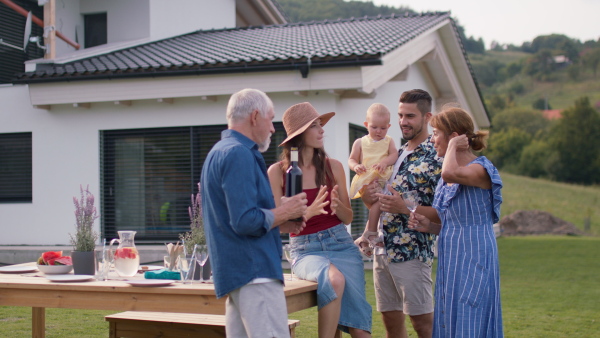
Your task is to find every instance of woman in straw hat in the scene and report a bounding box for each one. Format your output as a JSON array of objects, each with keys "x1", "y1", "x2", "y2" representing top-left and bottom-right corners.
[{"x1": 268, "y1": 102, "x2": 372, "y2": 337}]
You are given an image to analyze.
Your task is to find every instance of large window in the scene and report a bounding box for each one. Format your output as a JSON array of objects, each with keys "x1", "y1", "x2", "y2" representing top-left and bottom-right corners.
[
  {"x1": 0, "y1": 132, "x2": 32, "y2": 203},
  {"x1": 100, "y1": 124, "x2": 284, "y2": 243},
  {"x1": 348, "y1": 124, "x2": 368, "y2": 237}
]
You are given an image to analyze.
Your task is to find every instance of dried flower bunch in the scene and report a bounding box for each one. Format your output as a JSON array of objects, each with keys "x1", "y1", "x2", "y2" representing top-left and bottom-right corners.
[
  {"x1": 180, "y1": 182, "x2": 205, "y2": 254},
  {"x1": 69, "y1": 185, "x2": 100, "y2": 252}
]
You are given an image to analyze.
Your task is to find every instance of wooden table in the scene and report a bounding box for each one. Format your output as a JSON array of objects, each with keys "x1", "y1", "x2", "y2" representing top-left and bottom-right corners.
[{"x1": 0, "y1": 265, "x2": 317, "y2": 338}]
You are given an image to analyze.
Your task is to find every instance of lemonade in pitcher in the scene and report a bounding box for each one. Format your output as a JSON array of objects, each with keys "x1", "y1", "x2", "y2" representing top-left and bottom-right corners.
[{"x1": 109, "y1": 231, "x2": 140, "y2": 277}]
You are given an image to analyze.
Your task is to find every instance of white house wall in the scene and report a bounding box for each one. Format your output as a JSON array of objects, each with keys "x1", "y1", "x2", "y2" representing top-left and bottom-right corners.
[{"x1": 2, "y1": 60, "x2": 436, "y2": 245}]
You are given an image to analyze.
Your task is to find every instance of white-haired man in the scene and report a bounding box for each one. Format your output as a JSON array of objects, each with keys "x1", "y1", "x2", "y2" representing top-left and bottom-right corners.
[{"x1": 201, "y1": 88, "x2": 307, "y2": 337}]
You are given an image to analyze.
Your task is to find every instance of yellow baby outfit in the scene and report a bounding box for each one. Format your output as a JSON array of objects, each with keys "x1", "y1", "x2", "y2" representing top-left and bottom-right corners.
[{"x1": 349, "y1": 135, "x2": 394, "y2": 199}]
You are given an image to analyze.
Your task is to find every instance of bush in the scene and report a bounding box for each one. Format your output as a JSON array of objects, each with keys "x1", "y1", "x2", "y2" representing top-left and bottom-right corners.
[
  {"x1": 518, "y1": 140, "x2": 552, "y2": 177},
  {"x1": 486, "y1": 128, "x2": 532, "y2": 169}
]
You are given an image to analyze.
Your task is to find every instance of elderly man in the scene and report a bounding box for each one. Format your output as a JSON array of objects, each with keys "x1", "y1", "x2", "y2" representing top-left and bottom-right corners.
[
  {"x1": 201, "y1": 88, "x2": 307, "y2": 338},
  {"x1": 358, "y1": 89, "x2": 442, "y2": 338}
]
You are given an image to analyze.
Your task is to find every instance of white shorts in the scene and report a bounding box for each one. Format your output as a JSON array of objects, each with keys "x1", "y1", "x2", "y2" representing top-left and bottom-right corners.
[{"x1": 226, "y1": 281, "x2": 290, "y2": 338}]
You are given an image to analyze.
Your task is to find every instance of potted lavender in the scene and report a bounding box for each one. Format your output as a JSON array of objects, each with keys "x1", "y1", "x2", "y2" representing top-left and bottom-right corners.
[
  {"x1": 179, "y1": 183, "x2": 208, "y2": 279},
  {"x1": 69, "y1": 185, "x2": 100, "y2": 275}
]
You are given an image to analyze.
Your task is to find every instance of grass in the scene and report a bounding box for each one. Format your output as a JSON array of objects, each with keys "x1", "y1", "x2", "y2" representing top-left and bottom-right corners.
[
  {"x1": 2, "y1": 237, "x2": 599, "y2": 337},
  {"x1": 500, "y1": 172, "x2": 600, "y2": 235}
]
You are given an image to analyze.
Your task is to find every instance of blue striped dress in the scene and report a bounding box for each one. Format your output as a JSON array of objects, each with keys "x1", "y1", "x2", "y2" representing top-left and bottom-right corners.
[{"x1": 432, "y1": 156, "x2": 504, "y2": 337}]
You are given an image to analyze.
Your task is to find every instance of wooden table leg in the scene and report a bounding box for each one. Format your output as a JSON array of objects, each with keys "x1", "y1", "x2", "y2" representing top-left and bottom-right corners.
[{"x1": 32, "y1": 307, "x2": 45, "y2": 338}]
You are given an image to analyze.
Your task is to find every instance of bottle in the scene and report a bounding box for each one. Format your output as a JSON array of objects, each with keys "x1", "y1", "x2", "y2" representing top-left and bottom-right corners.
[{"x1": 285, "y1": 147, "x2": 303, "y2": 222}]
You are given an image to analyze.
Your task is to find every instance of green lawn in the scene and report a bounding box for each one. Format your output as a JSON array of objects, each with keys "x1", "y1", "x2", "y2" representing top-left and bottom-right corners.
[
  {"x1": 500, "y1": 172, "x2": 600, "y2": 236},
  {"x1": 1, "y1": 236, "x2": 598, "y2": 337}
]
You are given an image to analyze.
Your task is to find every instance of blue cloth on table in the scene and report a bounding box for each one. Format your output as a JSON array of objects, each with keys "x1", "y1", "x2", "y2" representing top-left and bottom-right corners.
[{"x1": 144, "y1": 269, "x2": 181, "y2": 280}]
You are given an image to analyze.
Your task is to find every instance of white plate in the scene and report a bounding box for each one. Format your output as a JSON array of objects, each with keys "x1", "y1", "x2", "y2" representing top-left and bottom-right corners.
[
  {"x1": 138, "y1": 265, "x2": 163, "y2": 272},
  {"x1": 0, "y1": 265, "x2": 38, "y2": 273},
  {"x1": 46, "y1": 275, "x2": 95, "y2": 282},
  {"x1": 126, "y1": 279, "x2": 175, "y2": 287}
]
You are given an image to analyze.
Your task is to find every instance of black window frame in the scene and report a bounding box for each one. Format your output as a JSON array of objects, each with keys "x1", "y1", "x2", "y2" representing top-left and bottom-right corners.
[
  {"x1": 348, "y1": 123, "x2": 368, "y2": 237},
  {"x1": 100, "y1": 123, "x2": 284, "y2": 243},
  {"x1": 84, "y1": 12, "x2": 107, "y2": 48},
  {"x1": 0, "y1": 132, "x2": 32, "y2": 203}
]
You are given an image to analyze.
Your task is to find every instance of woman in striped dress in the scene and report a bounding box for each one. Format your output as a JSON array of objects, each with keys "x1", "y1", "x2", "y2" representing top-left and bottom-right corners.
[{"x1": 408, "y1": 106, "x2": 504, "y2": 337}]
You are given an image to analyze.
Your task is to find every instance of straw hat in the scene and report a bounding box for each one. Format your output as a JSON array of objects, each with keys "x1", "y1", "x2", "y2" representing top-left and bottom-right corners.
[{"x1": 279, "y1": 102, "x2": 335, "y2": 146}]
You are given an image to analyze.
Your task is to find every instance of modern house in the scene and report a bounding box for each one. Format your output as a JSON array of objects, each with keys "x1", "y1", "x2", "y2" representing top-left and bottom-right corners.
[{"x1": 0, "y1": 0, "x2": 489, "y2": 253}]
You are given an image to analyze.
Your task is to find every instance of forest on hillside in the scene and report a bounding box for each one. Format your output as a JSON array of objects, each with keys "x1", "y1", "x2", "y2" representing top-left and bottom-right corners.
[{"x1": 277, "y1": 0, "x2": 600, "y2": 185}]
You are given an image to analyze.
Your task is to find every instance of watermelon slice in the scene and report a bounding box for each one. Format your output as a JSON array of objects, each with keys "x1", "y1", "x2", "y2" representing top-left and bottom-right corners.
[
  {"x1": 54, "y1": 256, "x2": 72, "y2": 266},
  {"x1": 41, "y1": 251, "x2": 63, "y2": 265}
]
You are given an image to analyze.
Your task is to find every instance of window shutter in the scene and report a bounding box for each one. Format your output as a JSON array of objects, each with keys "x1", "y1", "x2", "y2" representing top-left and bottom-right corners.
[
  {"x1": 0, "y1": 132, "x2": 32, "y2": 203},
  {"x1": 100, "y1": 123, "x2": 284, "y2": 243}
]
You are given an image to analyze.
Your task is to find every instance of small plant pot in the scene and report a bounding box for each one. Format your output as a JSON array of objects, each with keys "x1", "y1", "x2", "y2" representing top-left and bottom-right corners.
[{"x1": 71, "y1": 251, "x2": 96, "y2": 275}]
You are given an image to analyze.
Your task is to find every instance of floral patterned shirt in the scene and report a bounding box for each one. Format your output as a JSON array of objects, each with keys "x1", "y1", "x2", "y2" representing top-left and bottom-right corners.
[{"x1": 381, "y1": 135, "x2": 442, "y2": 265}]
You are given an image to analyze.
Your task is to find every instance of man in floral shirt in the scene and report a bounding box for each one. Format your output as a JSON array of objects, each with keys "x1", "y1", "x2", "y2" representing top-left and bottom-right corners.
[{"x1": 359, "y1": 89, "x2": 442, "y2": 338}]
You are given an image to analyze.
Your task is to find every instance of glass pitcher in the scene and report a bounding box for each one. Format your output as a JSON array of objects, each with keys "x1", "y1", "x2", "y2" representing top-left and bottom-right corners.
[{"x1": 109, "y1": 231, "x2": 139, "y2": 277}]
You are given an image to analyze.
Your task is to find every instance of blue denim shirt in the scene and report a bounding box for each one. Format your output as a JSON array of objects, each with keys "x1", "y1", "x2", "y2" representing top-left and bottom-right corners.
[{"x1": 201, "y1": 129, "x2": 282, "y2": 298}]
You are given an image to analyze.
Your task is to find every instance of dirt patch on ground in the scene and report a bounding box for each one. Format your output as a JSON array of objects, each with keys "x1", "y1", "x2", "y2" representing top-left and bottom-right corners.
[{"x1": 499, "y1": 210, "x2": 585, "y2": 236}]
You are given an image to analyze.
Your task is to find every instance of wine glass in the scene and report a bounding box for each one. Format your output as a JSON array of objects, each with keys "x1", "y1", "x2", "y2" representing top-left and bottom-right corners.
[
  {"x1": 194, "y1": 245, "x2": 209, "y2": 283},
  {"x1": 282, "y1": 244, "x2": 297, "y2": 281},
  {"x1": 402, "y1": 190, "x2": 419, "y2": 215}
]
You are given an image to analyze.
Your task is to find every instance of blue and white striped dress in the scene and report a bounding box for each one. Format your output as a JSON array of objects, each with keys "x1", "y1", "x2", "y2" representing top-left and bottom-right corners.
[{"x1": 432, "y1": 156, "x2": 503, "y2": 338}]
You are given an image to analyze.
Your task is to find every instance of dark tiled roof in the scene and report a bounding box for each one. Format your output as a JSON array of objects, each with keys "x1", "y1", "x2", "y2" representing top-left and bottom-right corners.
[{"x1": 15, "y1": 12, "x2": 452, "y2": 83}]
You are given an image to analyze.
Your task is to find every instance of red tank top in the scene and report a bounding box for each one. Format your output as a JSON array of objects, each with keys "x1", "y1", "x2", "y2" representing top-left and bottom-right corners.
[
  {"x1": 281, "y1": 159, "x2": 341, "y2": 237},
  {"x1": 291, "y1": 186, "x2": 341, "y2": 237}
]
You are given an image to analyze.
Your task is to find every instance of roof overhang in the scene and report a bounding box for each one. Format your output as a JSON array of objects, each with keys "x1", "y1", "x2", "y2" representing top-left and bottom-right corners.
[{"x1": 26, "y1": 18, "x2": 489, "y2": 128}]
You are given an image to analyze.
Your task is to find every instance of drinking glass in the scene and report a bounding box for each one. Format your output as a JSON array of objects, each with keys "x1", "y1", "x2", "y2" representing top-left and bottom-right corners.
[
  {"x1": 194, "y1": 245, "x2": 209, "y2": 283},
  {"x1": 96, "y1": 246, "x2": 111, "y2": 281},
  {"x1": 282, "y1": 244, "x2": 297, "y2": 281},
  {"x1": 178, "y1": 254, "x2": 196, "y2": 284},
  {"x1": 402, "y1": 190, "x2": 419, "y2": 215}
]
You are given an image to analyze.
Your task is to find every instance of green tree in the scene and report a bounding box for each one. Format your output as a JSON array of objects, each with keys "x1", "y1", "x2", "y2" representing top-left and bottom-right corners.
[
  {"x1": 522, "y1": 49, "x2": 555, "y2": 79},
  {"x1": 532, "y1": 98, "x2": 551, "y2": 110},
  {"x1": 277, "y1": 0, "x2": 413, "y2": 22},
  {"x1": 518, "y1": 140, "x2": 552, "y2": 178},
  {"x1": 547, "y1": 97, "x2": 600, "y2": 184},
  {"x1": 491, "y1": 108, "x2": 549, "y2": 136},
  {"x1": 582, "y1": 47, "x2": 600, "y2": 78},
  {"x1": 486, "y1": 128, "x2": 532, "y2": 170}
]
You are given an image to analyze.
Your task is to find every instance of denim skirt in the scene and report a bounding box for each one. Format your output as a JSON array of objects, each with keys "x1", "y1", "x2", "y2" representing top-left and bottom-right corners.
[{"x1": 290, "y1": 223, "x2": 372, "y2": 333}]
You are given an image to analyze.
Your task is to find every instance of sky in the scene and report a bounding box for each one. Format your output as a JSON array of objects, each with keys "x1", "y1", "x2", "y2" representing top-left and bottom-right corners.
[{"x1": 362, "y1": 0, "x2": 600, "y2": 48}]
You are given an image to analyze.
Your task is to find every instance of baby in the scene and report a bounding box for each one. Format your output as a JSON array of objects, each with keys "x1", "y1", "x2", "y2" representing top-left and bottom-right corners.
[{"x1": 348, "y1": 103, "x2": 398, "y2": 255}]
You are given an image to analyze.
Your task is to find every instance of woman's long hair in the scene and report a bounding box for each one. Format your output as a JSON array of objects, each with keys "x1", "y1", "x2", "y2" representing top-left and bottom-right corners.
[
  {"x1": 280, "y1": 134, "x2": 335, "y2": 187},
  {"x1": 430, "y1": 105, "x2": 489, "y2": 152}
]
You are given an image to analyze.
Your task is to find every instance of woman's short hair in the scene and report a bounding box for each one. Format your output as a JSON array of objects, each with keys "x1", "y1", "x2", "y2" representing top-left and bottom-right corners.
[
  {"x1": 226, "y1": 89, "x2": 273, "y2": 126},
  {"x1": 430, "y1": 105, "x2": 489, "y2": 151}
]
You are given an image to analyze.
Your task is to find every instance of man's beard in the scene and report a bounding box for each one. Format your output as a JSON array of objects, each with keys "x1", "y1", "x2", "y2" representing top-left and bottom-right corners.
[
  {"x1": 402, "y1": 124, "x2": 423, "y2": 141},
  {"x1": 258, "y1": 135, "x2": 271, "y2": 153}
]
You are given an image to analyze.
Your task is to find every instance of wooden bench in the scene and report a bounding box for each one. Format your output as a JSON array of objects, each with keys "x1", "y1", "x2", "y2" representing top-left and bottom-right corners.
[{"x1": 105, "y1": 311, "x2": 300, "y2": 338}]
